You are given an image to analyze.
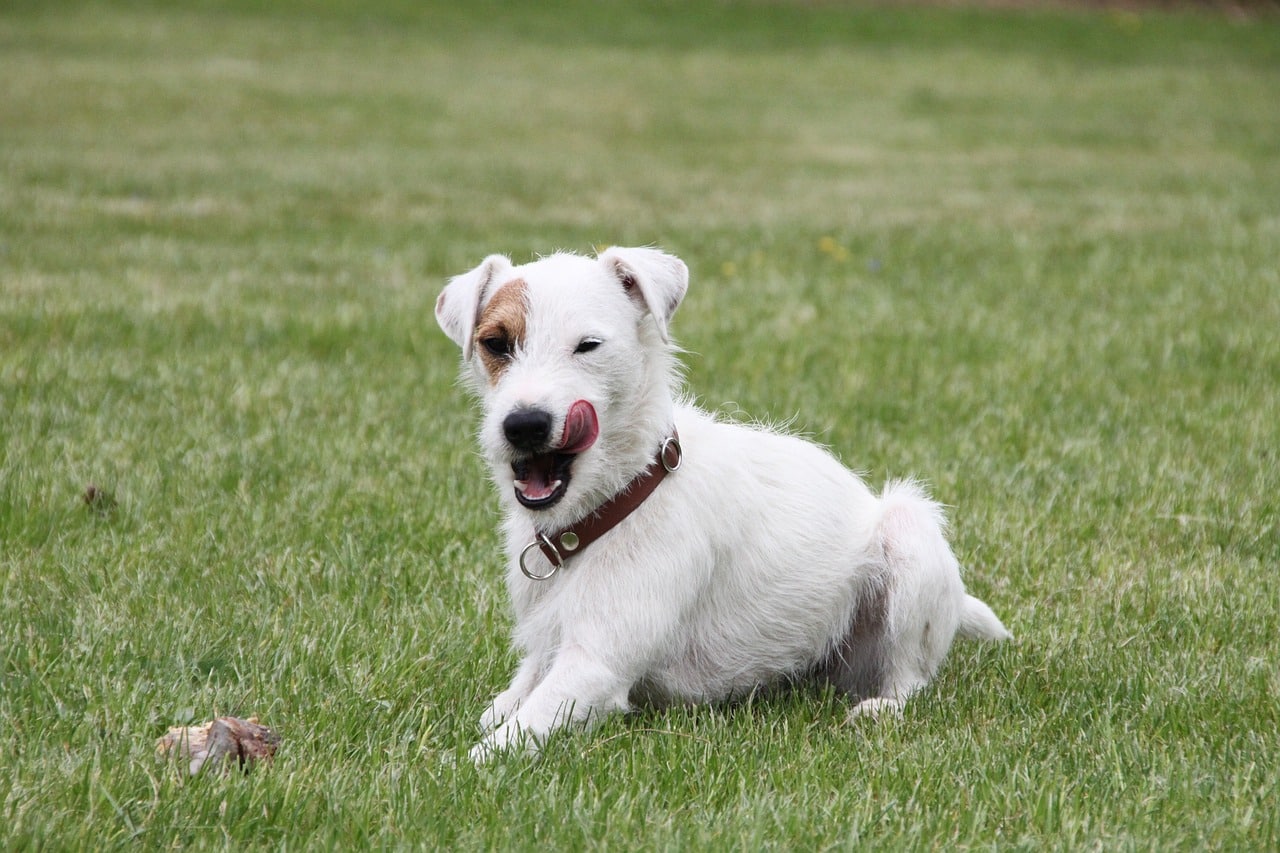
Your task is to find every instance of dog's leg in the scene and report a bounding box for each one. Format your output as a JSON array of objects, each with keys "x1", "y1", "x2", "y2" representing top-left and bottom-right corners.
[
  {"x1": 846, "y1": 481, "x2": 966, "y2": 720},
  {"x1": 479, "y1": 656, "x2": 543, "y2": 733},
  {"x1": 470, "y1": 643, "x2": 631, "y2": 762},
  {"x1": 818, "y1": 582, "x2": 891, "y2": 703}
]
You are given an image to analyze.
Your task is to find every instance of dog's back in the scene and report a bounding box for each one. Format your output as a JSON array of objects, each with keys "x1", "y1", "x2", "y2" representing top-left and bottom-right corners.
[{"x1": 614, "y1": 407, "x2": 1009, "y2": 714}]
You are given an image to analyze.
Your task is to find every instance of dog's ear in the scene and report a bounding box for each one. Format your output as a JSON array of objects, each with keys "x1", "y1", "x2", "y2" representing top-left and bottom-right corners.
[
  {"x1": 598, "y1": 247, "x2": 688, "y2": 343},
  {"x1": 436, "y1": 254, "x2": 514, "y2": 360}
]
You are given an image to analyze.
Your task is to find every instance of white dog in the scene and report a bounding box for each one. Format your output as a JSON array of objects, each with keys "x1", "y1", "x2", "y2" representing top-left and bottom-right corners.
[{"x1": 436, "y1": 246, "x2": 1010, "y2": 761}]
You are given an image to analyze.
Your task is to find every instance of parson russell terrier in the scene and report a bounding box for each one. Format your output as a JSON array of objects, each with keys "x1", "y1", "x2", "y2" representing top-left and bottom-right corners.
[{"x1": 435, "y1": 246, "x2": 1011, "y2": 762}]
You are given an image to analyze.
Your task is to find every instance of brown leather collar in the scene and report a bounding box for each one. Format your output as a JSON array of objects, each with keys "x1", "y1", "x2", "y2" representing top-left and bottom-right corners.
[{"x1": 518, "y1": 430, "x2": 682, "y2": 580}]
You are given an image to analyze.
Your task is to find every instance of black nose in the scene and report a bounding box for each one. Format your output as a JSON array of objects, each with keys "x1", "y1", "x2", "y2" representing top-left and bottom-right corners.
[{"x1": 503, "y1": 408, "x2": 553, "y2": 451}]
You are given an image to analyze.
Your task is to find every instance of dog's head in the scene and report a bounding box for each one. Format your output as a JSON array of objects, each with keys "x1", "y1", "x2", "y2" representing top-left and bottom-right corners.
[{"x1": 436, "y1": 247, "x2": 688, "y2": 523}]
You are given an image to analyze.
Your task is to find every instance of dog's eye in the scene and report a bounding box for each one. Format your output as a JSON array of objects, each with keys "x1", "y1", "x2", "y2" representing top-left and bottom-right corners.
[
  {"x1": 574, "y1": 338, "x2": 603, "y2": 355},
  {"x1": 480, "y1": 336, "x2": 513, "y2": 359}
]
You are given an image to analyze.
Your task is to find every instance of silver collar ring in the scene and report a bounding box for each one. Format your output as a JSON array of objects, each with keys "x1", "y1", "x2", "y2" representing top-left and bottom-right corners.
[
  {"x1": 519, "y1": 533, "x2": 562, "y2": 581},
  {"x1": 660, "y1": 436, "x2": 682, "y2": 473}
]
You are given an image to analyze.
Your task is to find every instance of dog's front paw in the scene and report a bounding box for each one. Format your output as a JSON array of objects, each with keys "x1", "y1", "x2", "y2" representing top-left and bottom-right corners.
[
  {"x1": 478, "y1": 707, "x2": 501, "y2": 734},
  {"x1": 468, "y1": 739, "x2": 499, "y2": 765},
  {"x1": 469, "y1": 721, "x2": 539, "y2": 765},
  {"x1": 479, "y1": 690, "x2": 523, "y2": 733}
]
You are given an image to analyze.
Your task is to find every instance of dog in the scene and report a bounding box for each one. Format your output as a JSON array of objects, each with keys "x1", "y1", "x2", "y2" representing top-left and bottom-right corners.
[{"x1": 435, "y1": 246, "x2": 1011, "y2": 761}]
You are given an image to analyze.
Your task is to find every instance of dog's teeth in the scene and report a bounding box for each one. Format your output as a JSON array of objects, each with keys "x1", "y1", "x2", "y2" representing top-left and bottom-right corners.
[{"x1": 513, "y1": 478, "x2": 563, "y2": 502}]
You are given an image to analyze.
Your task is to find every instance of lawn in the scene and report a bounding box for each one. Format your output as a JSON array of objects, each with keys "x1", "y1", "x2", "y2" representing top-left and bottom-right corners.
[{"x1": 2, "y1": 0, "x2": 1278, "y2": 848}]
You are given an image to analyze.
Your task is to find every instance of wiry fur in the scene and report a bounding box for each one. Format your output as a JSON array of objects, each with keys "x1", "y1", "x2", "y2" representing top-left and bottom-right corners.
[{"x1": 435, "y1": 246, "x2": 1011, "y2": 761}]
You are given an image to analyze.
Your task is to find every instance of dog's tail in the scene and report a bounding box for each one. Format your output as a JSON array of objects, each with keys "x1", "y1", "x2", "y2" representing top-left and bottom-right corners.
[
  {"x1": 957, "y1": 594, "x2": 1012, "y2": 642},
  {"x1": 876, "y1": 480, "x2": 1012, "y2": 643}
]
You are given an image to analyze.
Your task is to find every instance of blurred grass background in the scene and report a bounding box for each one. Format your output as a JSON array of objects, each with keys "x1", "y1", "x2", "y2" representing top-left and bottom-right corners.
[{"x1": 2, "y1": 1, "x2": 1278, "y2": 848}]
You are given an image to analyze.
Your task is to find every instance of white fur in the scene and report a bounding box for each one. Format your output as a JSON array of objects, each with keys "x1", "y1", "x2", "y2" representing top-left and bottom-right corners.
[{"x1": 436, "y1": 247, "x2": 1011, "y2": 762}]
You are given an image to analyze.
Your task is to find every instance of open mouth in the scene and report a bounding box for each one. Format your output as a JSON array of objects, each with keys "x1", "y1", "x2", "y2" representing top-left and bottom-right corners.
[{"x1": 511, "y1": 400, "x2": 598, "y2": 510}]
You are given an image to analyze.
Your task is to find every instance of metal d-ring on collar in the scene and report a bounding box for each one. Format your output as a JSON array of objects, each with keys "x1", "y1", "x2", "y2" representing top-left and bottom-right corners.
[
  {"x1": 659, "y1": 435, "x2": 682, "y2": 473},
  {"x1": 519, "y1": 534, "x2": 562, "y2": 581},
  {"x1": 518, "y1": 430, "x2": 682, "y2": 581}
]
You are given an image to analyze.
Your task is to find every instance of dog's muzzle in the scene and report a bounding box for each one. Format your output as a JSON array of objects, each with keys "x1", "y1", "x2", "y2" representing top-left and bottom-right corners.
[{"x1": 506, "y1": 400, "x2": 599, "y2": 510}]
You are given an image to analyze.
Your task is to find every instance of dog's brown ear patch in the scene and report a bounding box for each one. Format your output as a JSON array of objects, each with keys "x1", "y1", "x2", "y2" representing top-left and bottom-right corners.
[{"x1": 474, "y1": 279, "x2": 528, "y2": 383}]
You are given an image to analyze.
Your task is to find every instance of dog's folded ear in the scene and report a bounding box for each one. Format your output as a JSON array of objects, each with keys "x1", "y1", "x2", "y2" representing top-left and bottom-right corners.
[
  {"x1": 598, "y1": 247, "x2": 689, "y2": 344},
  {"x1": 436, "y1": 254, "x2": 514, "y2": 360}
]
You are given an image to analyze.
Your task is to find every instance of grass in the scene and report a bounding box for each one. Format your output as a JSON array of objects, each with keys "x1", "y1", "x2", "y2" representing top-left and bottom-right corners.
[{"x1": 2, "y1": 0, "x2": 1278, "y2": 848}]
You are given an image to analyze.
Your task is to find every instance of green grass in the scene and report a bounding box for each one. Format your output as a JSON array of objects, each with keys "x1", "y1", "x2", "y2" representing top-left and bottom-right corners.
[{"x1": 3, "y1": 0, "x2": 1278, "y2": 848}]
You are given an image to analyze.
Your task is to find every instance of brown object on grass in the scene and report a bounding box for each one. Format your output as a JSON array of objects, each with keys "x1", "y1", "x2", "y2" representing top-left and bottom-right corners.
[
  {"x1": 155, "y1": 716, "x2": 280, "y2": 775},
  {"x1": 82, "y1": 483, "x2": 117, "y2": 515}
]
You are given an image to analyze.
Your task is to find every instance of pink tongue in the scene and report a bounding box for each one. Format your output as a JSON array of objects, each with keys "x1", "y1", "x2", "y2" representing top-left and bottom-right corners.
[
  {"x1": 520, "y1": 459, "x2": 558, "y2": 500},
  {"x1": 559, "y1": 400, "x2": 599, "y2": 454}
]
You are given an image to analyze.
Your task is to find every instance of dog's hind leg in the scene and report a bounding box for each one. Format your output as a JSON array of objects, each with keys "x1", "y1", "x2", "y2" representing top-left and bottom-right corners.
[
  {"x1": 843, "y1": 481, "x2": 968, "y2": 719},
  {"x1": 817, "y1": 582, "x2": 891, "y2": 704}
]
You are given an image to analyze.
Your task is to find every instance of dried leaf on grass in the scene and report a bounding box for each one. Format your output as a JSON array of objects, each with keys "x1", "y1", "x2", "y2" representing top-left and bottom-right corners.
[{"x1": 156, "y1": 716, "x2": 280, "y2": 776}]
